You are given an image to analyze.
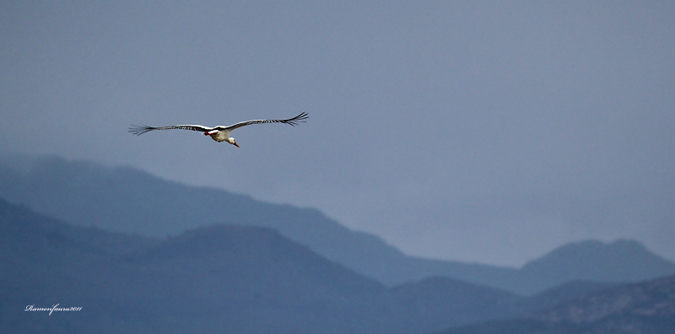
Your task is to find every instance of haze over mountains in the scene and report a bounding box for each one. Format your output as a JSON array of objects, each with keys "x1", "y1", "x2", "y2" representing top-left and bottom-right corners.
[
  {"x1": 4, "y1": 193, "x2": 675, "y2": 333},
  {"x1": 1, "y1": 155, "x2": 674, "y2": 295},
  {"x1": 4, "y1": 197, "x2": 675, "y2": 333},
  {"x1": 2, "y1": 155, "x2": 675, "y2": 333},
  {"x1": 0, "y1": 197, "x2": 558, "y2": 333}
]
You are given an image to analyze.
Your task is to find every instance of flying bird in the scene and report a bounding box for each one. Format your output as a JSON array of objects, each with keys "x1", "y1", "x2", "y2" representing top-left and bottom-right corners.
[{"x1": 129, "y1": 112, "x2": 308, "y2": 148}]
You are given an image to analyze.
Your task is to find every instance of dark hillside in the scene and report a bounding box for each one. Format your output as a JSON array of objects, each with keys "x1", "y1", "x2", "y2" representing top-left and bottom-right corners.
[
  {"x1": 437, "y1": 275, "x2": 675, "y2": 334},
  {"x1": 0, "y1": 197, "x2": 528, "y2": 334}
]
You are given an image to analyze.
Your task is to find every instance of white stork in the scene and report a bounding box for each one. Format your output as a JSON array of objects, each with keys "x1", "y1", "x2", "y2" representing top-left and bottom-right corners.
[{"x1": 129, "y1": 112, "x2": 308, "y2": 148}]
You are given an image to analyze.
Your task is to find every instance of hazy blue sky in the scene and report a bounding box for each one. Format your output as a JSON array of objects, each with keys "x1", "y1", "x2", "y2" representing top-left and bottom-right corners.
[{"x1": 2, "y1": 1, "x2": 674, "y2": 266}]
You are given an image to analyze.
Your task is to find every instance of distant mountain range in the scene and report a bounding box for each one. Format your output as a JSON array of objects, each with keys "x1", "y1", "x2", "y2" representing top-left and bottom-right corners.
[
  {"x1": 2, "y1": 196, "x2": 674, "y2": 333},
  {"x1": 0, "y1": 197, "x2": 534, "y2": 333},
  {"x1": 1, "y1": 155, "x2": 674, "y2": 295},
  {"x1": 438, "y1": 275, "x2": 675, "y2": 334}
]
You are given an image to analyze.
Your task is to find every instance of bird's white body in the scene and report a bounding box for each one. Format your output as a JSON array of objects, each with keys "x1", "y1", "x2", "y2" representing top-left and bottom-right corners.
[
  {"x1": 129, "y1": 112, "x2": 308, "y2": 148},
  {"x1": 206, "y1": 129, "x2": 232, "y2": 142}
]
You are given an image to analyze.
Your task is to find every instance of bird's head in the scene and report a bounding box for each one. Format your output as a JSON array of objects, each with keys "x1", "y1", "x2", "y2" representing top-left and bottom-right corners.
[{"x1": 227, "y1": 137, "x2": 240, "y2": 148}]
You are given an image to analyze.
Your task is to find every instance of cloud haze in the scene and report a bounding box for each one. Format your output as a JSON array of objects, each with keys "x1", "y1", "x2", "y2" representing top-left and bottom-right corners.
[{"x1": 1, "y1": 1, "x2": 674, "y2": 266}]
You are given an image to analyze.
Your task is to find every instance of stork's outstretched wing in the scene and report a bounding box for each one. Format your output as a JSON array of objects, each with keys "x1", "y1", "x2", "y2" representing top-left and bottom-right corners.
[
  {"x1": 128, "y1": 124, "x2": 213, "y2": 136},
  {"x1": 217, "y1": 112, "x2": 309, "y2": 131}
]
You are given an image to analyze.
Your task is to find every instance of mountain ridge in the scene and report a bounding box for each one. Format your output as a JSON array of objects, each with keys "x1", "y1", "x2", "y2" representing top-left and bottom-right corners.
[
  {"x1": 3, "y1": 195, "x2": 673, "y2": 333},
  {"x1": 0, "y1": 196, "x2": 528, "y2": 333},
  {"x1": 1, "y1": 154, "x2": 674, "y2": 295}
]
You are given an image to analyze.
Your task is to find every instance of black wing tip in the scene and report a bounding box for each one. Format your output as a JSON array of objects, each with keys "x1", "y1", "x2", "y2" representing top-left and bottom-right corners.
[
  {"x1": 285, "y1": 112, "x2": 309, "y2": 126},
  {"x1": 128, "y1": 124, "x2": 154, "y2": 136}
]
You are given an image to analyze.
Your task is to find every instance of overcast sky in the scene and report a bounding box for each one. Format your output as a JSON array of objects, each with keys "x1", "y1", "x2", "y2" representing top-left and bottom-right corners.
[{"x1": 2, "y1": 1, "x2": 674, "y2": 266}]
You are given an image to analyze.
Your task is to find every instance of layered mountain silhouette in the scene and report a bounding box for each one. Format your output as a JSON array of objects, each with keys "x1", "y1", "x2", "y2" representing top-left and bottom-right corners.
[
  {"x1": 3, "y1": 187, "x2": 675, "y2": 332},
  {"x1": 1, "y1": 155, "x2": 674, "y2": 295},
  {"x1": 0, "y1": 197, "x2": 530, "y2": 333}
]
